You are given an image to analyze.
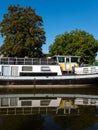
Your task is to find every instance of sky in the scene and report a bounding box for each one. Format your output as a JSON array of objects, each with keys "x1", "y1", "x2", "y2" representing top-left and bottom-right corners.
[{"x1": 0, "y1": 0, "x2": 98, "y2": 56}]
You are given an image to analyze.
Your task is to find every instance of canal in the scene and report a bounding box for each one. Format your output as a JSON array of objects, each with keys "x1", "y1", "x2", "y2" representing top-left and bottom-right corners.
[{"x1": 0, "y1": 85, "x2": 98, "y2": 130}]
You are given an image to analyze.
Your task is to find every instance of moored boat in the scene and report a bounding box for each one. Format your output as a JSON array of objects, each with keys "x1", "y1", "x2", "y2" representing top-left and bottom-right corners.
[{"x1": 0, "y1": 55, "x2": 98, "y2": 88}]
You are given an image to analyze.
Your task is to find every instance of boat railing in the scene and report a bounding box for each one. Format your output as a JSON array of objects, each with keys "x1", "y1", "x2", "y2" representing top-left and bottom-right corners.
[{"x1": 0, "y1": 57, "x2": 56, "y2": 65}]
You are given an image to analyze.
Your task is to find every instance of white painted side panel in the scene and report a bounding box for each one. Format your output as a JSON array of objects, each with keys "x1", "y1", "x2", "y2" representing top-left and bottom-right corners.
[
  {"x1": 49, "y1": 98, "x2": 61, "y2": 107},
  {"x1": 75, "y1": 66, "x2": 98, "y2": 74},
  {"x1": 11, "y1": 66, "x2": 18, "y2": 76},
  {"x1": 33, "y1": 65, "x2": 42, "y2": 72},
  {"x1": 32, "y1": 100, "x2": 40, "y2": 107},
  {"x1": 49, "y1": 66, "x2": 62, "y2": 75},
  {"x1": 2, "y1": 66, "x2": 11, "y2": 76},
  {"x1": 18, "y1": 65, "x2": 62, "y2": 75}
]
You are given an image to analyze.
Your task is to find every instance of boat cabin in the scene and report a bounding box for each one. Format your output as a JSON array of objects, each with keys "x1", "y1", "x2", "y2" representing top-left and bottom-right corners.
[
  {"x1": 0, "y1": 57, "x2": 62, "y2": 76},
  {"x1": 52, "y1": 55, "x2": 80, "y2": 73},
  {"x1": 0, "y1": 55, "x2": 81, "y2": 77}
]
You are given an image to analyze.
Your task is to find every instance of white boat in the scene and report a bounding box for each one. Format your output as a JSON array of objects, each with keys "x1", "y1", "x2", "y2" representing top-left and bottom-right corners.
[{"x1": 0, "y1": 55, "x2": 98, "y2": 88}]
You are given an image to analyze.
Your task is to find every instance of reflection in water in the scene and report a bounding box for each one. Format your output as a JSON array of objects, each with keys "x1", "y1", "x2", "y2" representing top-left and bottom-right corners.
[
  {"x1": 0, "y1": 106, "x2": 98, "y2": 130},
  {"x1": 0, "y1": 94, "x2": 98, "y2": 129},
  {"x1": 0, "y1": 86, "x2": 98, "y2": 130}
]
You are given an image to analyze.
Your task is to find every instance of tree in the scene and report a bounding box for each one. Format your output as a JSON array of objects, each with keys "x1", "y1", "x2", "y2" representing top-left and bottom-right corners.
[
  {"x1": 49, "y1": 29, "x2": 98, "y2": 64},
  {"x1": 0, "y1": 5, "x2": 46, "y2": 57}
]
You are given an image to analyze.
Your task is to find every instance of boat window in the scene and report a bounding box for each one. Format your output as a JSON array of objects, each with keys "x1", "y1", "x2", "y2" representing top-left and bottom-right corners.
[
  {"x1": 71, "y1": 57, "x2": 79, "y2": 63},
  {"x1": 1, "y1": 98, "x2": 9, "y2": 106},
  {"x1": 22, "y1": 66, "x2": 32, "y2": 71},
  {"x1": 10, "y1": 97, "x2": 17, "y2": 106},
  {"x1": 83, "y1": 68, "x2": 88, "y2": 73},
  {"x1": 91, "y1": 67, "x2": 96, "y2": 73},
  {"x1": 90, "y1": 99, "x2": 96, "y2": 104},
  {"x1": 41, "y1": 66, "x2": 51, "y2": 72},
  {"x1": 40, "y1": 100, "x2": 50, "y2": 106},
  {"x1": 58, "y1": 57, "x2": 65, "y2": 63},
  {"x1": 21, "y1": 101, "x2": 32, "y2": 106},
  {"x1": 83, "y1": 99, "x2": 88, "y2": 104},
  {"x1": 66, "y1": 58, "x2": 69, "y2": 63}
]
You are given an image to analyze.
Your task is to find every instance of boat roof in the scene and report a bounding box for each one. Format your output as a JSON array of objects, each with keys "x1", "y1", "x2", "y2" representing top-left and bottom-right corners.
[{"x1": 52, "y1": 55, "x2": 81, "y2": 58}]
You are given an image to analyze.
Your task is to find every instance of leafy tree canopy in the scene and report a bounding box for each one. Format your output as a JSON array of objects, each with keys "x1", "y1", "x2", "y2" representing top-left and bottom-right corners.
[
  {"x1": 49, "y1": 29, "x2": 98, "y2": 64},
  {"x1": 0, "y1": 5, "x2": 46, "y2": 57}
]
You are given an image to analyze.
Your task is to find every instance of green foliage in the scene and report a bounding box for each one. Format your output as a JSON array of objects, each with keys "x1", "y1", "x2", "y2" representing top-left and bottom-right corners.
[
  {"x1": 49, "y1": 29, "x2": 98, "y2": 64},
  {"x1": 0, "y1": 5, "x2": 46, "y2": 57}
]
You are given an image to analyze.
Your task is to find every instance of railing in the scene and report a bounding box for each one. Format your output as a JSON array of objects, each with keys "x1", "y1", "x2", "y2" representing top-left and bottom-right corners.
[
  {"x1": 0, "y1": 106, "x2": 80, "y2": 116},
  {"x1": 0, "y1": 107, "x2": 57, "y2": 115},
  {"x1": 0, "y1": 57, "x2": 56, "y2": 65}
]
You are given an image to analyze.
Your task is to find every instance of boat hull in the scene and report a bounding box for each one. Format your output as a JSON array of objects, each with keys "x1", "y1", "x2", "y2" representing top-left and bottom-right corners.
[{"x1": 0, "y1": 74, "x2": 98, "y2": 88}]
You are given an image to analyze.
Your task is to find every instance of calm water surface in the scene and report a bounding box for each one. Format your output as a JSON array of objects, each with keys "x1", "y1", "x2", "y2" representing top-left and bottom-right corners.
[{"x1": 0, "y1": 85, "x2": 98, "y2": 130}]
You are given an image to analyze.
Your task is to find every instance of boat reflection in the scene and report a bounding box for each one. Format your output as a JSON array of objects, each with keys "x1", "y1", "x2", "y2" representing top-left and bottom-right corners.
[
  {"x1": 0, "y1": 94, "x2": 98, "y2": 130},
  {"x1": 0, "y1": 94, "x2": 98, "y2": 116}
]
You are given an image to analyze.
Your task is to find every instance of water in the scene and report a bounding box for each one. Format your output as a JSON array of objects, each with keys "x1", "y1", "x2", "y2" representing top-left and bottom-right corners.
[
  {"x1": 0, "y1": 106, "x2": 98, "y2": 130},
  {"x1": 0, "y1": 85, "x2": 98, "y2": 130}
]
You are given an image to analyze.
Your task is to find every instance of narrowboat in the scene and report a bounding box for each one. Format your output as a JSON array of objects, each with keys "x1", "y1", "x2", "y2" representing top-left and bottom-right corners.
[{"x1": 0, "y1": 55, "x2": 98, "y2": 88}]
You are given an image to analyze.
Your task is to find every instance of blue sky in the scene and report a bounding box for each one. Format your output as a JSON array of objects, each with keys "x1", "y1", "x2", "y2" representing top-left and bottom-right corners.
[{"x1": 0, "y1": 0, "x2": 98, "y2": 55}]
